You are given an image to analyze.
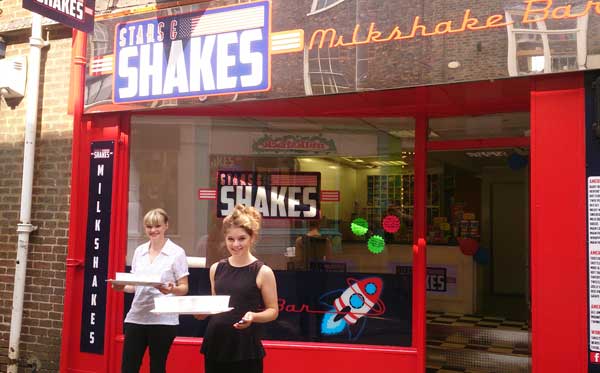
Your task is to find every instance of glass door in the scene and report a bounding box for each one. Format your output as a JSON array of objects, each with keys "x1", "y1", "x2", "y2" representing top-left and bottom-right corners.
[{"x1": 425, "y1": 113, "x2": 531, "y2": 373}]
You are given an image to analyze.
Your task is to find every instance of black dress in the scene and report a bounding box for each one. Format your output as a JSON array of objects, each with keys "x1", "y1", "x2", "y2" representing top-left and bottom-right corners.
[{"x1": 201, "y1": 259, "x2": 265, "y2": 365}]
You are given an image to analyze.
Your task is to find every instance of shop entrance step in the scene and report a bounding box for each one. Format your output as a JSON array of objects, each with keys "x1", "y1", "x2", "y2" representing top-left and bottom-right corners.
[{"x1": 426, "y1": 312, "x2": 531, "y2": 373}]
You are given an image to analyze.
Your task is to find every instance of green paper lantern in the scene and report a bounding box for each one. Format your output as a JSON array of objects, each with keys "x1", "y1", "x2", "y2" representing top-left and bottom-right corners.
[
  {"x1": 351, "y1": 218, "x2": 369, "y2": 236},
  {"x1": 368, "y1": 235, "x2": 385, "y2": 254}
]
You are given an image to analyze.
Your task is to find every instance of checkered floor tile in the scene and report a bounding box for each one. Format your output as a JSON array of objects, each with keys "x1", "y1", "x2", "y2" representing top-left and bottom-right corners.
[
  {"x1": 427, "y1": 311, "x2": 530, "y2": 331},
  {"x1": 426, "y1": 364, "x2": 493, "y2": 373}
]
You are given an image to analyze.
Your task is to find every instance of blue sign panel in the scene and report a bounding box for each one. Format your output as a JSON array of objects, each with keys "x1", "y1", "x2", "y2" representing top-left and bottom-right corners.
[{"x1": 113, "y1": 1, "x2": 271, "y2": 104}]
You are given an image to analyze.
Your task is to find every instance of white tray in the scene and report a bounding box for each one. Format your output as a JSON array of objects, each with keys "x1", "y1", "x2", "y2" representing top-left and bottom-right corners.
[
  {"x1": 107, "y1": 279, "x2": 164, "y2": 287},
  {"x1": 150, "y1": 307, "x2": 234, "y2": 315}
]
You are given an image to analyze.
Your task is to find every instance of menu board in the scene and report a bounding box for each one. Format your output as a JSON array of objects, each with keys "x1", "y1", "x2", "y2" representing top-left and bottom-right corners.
[{"x1": 589, "y1": 176, "x2": 600, "y2": 362}]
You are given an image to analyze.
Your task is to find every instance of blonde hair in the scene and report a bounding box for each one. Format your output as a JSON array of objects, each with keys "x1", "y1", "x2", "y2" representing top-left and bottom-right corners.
[
  {"x1": 222, "y1": 204, "x2": 262, "y2": 238},
  {"x1": 143, "y1": 208, "x2": 169, "y2": 226}
]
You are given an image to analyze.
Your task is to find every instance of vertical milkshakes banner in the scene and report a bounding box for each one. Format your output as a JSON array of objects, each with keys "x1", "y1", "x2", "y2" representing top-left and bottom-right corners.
[{"x1": 80, "y1": 141, "x2": 114, "y2": 354}]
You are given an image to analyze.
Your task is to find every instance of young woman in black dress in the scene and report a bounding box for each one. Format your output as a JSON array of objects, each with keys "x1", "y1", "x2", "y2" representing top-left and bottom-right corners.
[{"x1": 197, "y1": 204, "x2": 278, "y2": 373}]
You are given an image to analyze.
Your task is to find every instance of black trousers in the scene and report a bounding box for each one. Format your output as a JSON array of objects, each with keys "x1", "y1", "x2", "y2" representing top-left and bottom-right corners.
[
  {"x1": 204, "y1": 358, "x2": 263, "y2": 373},
  {"x1": 122, "y1": 323, "x2": 177, "y2": 373}
]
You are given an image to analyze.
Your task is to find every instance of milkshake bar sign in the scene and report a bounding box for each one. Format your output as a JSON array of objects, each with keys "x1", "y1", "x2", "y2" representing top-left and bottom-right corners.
[{"x1": 114, "y1": 1, "x2": 270, "y2": 103}]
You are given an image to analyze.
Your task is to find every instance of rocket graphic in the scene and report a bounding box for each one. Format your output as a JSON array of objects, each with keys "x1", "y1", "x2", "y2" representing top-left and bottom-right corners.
[{"x1": 320, "y1": 277, "x2": 385, "y2": 340}]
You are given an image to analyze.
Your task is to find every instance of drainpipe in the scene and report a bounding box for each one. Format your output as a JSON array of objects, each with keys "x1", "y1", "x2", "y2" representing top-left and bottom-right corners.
[{"x1": 7, "y1": 13, "x2": 48, "y2": 373}]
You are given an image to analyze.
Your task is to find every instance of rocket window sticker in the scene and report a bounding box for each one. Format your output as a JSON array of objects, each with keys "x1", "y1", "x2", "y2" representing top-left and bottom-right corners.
[{"x1": 319, "y1": 277, "x2": 385, "y2": 340}]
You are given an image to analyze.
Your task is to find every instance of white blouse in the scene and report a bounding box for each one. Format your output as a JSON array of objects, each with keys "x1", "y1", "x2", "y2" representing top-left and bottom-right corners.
[{"x1": 124, "y1": 239, "x2": 189, "y2": 325}]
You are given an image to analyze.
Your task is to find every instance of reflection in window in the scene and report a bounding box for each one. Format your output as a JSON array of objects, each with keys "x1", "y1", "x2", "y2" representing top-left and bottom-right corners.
[
  {"x1": 304, "y1": 46, "x2": 351, "y2": 95},
  {"x1": 308, "y1": 0, "x2": 346, "y2": 15},
  {"x1": 505, "y1": 4, "x2": 588, "y2": 76}
]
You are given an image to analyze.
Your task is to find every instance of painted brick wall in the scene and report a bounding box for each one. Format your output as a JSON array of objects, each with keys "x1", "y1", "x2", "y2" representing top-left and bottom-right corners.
[{"x1": 0, "y1": 2, "x2": 73, "y2": 370}]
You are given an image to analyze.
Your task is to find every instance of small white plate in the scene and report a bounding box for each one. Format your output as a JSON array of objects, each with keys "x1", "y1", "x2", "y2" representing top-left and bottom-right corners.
[
  {"x1": 150, "y1": 307, "x2": 234, "y2": 315},
  {"x1": 107, "y1": 279, "x2": 164, "y2": 287}
]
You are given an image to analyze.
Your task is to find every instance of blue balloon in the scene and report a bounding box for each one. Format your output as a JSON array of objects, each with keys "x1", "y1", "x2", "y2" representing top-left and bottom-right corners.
[
  {"x1": 508, "y1": 153, "x2": 528, "y2": 170},
  {"x1": 474, "y1": 246, "x2": 490, "y2": 265}
]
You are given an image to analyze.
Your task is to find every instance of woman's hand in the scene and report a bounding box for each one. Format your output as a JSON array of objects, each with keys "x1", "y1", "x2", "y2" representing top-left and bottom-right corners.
[
  {"x1": 233, "y1": 312, "x2": 254, "y2": 329},
  {"x1": 111, "y1": 283, "x2": 135, "y2": 293},
  {"x1": 111, "y1": 283, "x2": 126, "y2": 292},
  {"x1": 156, "y1": 282, "x2": 174, "y2": 295}
]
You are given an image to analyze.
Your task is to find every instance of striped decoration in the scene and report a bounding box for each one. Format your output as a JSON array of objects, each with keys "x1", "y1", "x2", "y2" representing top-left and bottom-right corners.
[
  {"x1": 321, "y1": 190, "x2": 340, "y2": 202},
  {"x1": 197, "y1": 188, "x2": 217, "y2": 200}
]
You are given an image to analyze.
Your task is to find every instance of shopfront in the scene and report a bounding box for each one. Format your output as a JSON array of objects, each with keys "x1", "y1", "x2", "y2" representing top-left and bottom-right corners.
[{"x1": 59, "y1": 0, "x2": 598, "y2": 372}]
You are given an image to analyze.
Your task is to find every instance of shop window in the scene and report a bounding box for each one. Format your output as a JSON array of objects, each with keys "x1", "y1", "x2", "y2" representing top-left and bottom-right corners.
[
  {"x1": 127, "y1": 115, "x2": 416, "y2": 347},
  {"x1": 307, "y1": 0, "x2": 346, "y2": 16}
]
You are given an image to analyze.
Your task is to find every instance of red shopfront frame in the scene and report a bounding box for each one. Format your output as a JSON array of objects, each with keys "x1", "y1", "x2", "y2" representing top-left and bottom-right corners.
[{"x1": 60, "y1": 30, "x2": 587, "y2": 372}]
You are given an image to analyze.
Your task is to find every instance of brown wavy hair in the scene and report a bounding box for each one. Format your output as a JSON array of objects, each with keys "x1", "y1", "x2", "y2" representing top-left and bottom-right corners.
[{"x1": 222, "y1": 204, "x2": 262, "y2": 238}]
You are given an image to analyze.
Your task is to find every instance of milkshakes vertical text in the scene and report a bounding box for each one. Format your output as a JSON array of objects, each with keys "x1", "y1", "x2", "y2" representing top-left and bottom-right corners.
[{"x1": 80, "y1": 141, "x2": 114, "y2": 354}]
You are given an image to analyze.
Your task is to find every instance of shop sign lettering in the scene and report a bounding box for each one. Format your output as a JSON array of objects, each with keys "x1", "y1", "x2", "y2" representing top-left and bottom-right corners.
[
  {"x1": 22, "y1": 0, "x2": 95, "y2": 33},
  {"x1": 307, "y1": 0, "x2": 600, "y2": 51},
  {"x1": 217, "y1": 171, "x2": 320, "y2": 219},
  {"x1": 396, "y1": 265, "x2": 452, "y2": 293},
  {"x1": 80, "y1": 141, "x2": 114, "y2": 354},
  {"x1": 113, "y1": 1, "x2": 270, "y2": 103},
  {"x1": 252, "y1": 134, "x2": 337, "y2": 154}
]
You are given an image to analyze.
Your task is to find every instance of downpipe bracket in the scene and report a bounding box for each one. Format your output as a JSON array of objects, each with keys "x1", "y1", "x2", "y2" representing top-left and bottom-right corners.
[{"x1": 16, "y1": 223, "x2": 37, "y2": 234}]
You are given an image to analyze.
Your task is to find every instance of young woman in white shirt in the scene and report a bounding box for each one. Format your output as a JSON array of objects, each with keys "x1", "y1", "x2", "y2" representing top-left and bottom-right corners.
[{"x1": 112, "y1": 208, "x2": 189, "y2": 373}]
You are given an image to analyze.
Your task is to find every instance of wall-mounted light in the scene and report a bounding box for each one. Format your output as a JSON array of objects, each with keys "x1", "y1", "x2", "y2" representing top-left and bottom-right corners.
[
  {"x1": 0, "y1": 37, "x2": 6, "y2": 59},
  {"x1": 447, "y1": 61, "x2": 461, "y2": 69}
]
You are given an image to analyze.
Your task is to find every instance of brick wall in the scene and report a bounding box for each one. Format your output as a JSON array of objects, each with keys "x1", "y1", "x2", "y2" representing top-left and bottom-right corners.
[{"x1": 0, "y1": 1, "x2": 73, "y2": 370}]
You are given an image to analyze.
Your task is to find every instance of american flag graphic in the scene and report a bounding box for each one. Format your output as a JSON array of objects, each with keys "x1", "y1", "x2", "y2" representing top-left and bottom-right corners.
[
  {"x1": 271, "y1": 30, "x2": 304, "y2": 54},
  {"x1": 198, "y1": 188, "x2": 217, "y2": 200},
  {"x1": 270, "y1": 174, "x2": 319, "y2": 186},
  {"x1": 175, "y1": 5, "x2": 265, "y2": 40},
  {"x1": 89, "y1": 54, "x2": 113, "y2": 76},
  {"x1": 321, "y1": 190, "x2": 340, "y2": 202}
]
